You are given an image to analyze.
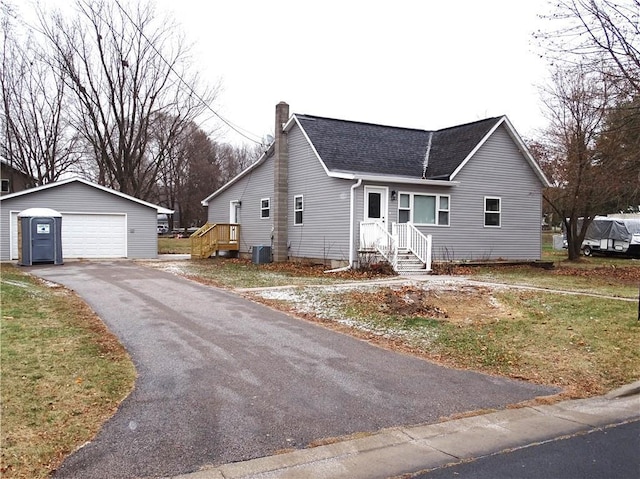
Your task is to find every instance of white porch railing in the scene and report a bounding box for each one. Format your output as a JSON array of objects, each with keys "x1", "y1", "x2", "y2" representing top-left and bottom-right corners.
[
  {"x1": 359, "y1": 221, "x2": 398, "y2": 269},
  {"x1": 393, "y1": 223, "x2": 432, "y2": 271}
]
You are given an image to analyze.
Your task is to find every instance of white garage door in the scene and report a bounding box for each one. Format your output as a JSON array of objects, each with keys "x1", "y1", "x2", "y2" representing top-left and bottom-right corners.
[
  {"x1": 10, "y1": 212, "x2": 127, "y2": 259},
  {"x1": 62, "y1": 214, "x2": 127, "y2": 258}
]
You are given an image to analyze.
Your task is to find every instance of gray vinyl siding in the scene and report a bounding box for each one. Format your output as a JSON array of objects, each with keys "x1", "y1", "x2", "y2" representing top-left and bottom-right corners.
[
  {"x1": 204, "y1": 123, "x2": 543, "y2": 264},
  {"x1": 412, "y1": 125, "x2": 543, "y2": 260},
  {"x1": 0, "y1": 182, "x2": 158, "y2": 260},
  {"x1": 353, "y1": 125, "x2": 543, "y2": 261},
  {"x1": 207, "y1": 157, "x2": 274, "y2": 254},
  {"x1": 287, "y1": 125, "x2": 352, "y2": 262}
]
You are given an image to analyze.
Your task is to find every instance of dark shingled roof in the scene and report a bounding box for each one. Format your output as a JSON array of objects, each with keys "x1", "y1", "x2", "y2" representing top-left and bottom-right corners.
[{"x1": 295, "y1": 114, "x2": 503, "y2": 180}]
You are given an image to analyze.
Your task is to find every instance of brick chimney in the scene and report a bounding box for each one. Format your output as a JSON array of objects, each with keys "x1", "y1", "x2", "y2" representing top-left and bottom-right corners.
[{"x1": 272, "y1": 101, "x2": 289, "y2": 262}]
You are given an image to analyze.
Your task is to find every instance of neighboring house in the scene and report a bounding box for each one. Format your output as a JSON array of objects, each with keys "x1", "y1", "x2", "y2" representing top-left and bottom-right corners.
[
  {"x1": 201, "y1": 102, "x2": 550, "y2": 272},
  {"x1": 0, "y1": 159, "x2": 34, "y2": 196},
  {"x1": 0, "y1": 177, "x2": 173, "y2": 261}
]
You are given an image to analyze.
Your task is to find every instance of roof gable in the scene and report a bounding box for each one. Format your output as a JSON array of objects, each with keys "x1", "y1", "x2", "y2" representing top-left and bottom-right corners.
[
  {"x1": 0, "y1": 176, "x2": 173, "y2": 214},
  {"x1": 293, "y1": 114, "x2": 549, "y2": 186},
  {"x1": 295, "y1": 115, "x2": 431, "y2": 178},
  {"x1": 426, "y1": 117, "x2": 503, "y2": 179}
]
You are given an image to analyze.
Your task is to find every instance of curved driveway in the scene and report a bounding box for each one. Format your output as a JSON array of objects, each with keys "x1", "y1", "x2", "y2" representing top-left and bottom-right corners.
[{"x1": 31, "y1": 261, "x2": 557, "y2": 479}]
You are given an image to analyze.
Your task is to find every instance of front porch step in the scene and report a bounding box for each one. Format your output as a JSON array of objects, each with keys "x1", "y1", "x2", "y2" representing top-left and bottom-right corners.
[
  {"x1": 396, "y1": 265, "x2": 427, "y2": 273},
  {"x1": 395, "y1": 251, "x2": 428, "y2": 273},
  {"x1": 358, "y1": 250, "x2": 430, "y2": 273}
]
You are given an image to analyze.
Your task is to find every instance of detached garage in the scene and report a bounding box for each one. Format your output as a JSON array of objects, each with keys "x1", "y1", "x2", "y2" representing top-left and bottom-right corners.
[{"x1": 0, "y1": 177, "x2": 172, "y2": 261}]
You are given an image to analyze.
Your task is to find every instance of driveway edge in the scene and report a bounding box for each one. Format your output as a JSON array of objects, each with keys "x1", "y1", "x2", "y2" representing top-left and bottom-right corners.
[{"x1": 165, "y1": 384, "x2": 640, "y2": 479}]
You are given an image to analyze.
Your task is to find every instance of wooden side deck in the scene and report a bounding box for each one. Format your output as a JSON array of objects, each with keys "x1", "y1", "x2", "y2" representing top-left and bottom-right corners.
[{"x1": 190, "y1": 223, "x2": 240, "y2": 259}]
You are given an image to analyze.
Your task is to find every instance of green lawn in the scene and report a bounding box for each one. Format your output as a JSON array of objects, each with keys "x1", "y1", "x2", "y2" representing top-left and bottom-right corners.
[{"x1": 1, "y1": 265, "x2": 135, "y2": 479}]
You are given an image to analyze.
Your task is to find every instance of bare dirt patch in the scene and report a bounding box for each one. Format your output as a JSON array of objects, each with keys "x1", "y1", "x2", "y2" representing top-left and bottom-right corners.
[{"x1": 336, "y1": 284, "x2": 515, "y2": 325}]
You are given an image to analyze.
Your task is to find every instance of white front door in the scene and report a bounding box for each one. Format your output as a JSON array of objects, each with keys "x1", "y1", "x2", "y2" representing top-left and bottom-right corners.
[
  {"x1": 361, "y1": 186, "x2": 389, "y2": 249},
  {"x1": 364, "y1": 186, "x2": 388, "y2": 227}
]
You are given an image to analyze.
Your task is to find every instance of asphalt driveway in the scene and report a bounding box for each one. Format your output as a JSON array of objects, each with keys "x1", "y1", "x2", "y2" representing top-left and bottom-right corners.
[{"x1": 30, "y1": 261, "x2": 558, "y2": 479}]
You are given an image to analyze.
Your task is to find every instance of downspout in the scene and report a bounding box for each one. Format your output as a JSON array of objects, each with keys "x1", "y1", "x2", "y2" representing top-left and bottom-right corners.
[{"x1": 325, "y1": 178, "x2": 362, "y2": 273}]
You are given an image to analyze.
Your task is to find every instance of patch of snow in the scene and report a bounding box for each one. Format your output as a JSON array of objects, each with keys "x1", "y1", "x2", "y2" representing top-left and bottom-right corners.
[{"x1": 3, "y1": 280, "x2": 30, "y2": 288}]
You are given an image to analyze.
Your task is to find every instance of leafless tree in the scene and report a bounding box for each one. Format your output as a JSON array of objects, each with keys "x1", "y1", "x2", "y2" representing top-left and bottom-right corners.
[
  {"x1": 217, "y1": 142, "x2": 264, "y2": 184},
  {"x1": 1, "y1": 5, "x2": 80, "y2": 186},
  {"x1": 154, "y1": 117, "x2": 221, "y2": 228},
  {"x1": 538, "y1": 66, "x2": 612, "y2": 260},
  {"x1": 537, "y1": 0, "x2": 639, "y2": 96},
  {"x1": 595, "y1": 95, "x2": 640, "y2": 211},
  {"x1": 535, "y1": 0, "x2": 640, "y2": 259},
  {"x1": 38, "y1": 0, "x2": 215, "y2": 200}
]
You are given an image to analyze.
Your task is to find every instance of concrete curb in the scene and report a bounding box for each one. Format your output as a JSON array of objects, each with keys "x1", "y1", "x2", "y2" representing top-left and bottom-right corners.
[{"x1": 164, "y1": 389, "x2": 640, "y2": 479}]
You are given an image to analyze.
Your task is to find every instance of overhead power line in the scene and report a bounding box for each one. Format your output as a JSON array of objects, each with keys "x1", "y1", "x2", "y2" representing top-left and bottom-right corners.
[{"x1": 112, "y1": 0, "x2": 263, "y2": 145}]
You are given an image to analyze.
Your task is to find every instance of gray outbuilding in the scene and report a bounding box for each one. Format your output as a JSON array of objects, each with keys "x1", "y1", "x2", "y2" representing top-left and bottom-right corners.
[{"x1": 0, "y1": 177, "x2": 173, "y2": 261}]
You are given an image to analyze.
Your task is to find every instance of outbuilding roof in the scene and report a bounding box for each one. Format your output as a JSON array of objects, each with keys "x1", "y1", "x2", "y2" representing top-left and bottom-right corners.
[{"x1": 0, "y1": 176, "x2": 174, "y2": 214}]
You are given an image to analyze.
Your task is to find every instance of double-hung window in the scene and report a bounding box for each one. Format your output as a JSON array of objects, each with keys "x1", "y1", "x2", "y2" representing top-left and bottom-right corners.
[
  {"x1": 398, "y1": 193, "x2": 449, "y2": 226},
  {"x1": 294, "y1": 195, "x2": 303, "y2": 225},
  {"x1": 260, "y1": 198, "x2": 270, "y2": 219},
  {"x1": 484, "y1": 197, "x2": 501, "y2": 227}
]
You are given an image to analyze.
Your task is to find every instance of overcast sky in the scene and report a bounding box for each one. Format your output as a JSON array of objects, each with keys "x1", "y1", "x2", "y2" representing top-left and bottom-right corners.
[
  {"x1": 153, "y1": 0, "x2": 556, "y2": 145},
  {"x1": 24, "y1": 0, "x2": 556, "y2": 146}
]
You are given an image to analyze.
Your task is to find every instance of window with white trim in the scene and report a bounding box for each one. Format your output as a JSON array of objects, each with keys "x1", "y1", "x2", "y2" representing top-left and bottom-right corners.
[
  {"x1": 484, "y1": 197, "x2": 501, "y2": 227},
  {"x1": 260, "y1": 198, "x2": 270, "y2": 219},
  {"x1": 398, "y1": 193, "x2": 449, "y2": 226},
  {"x1": 294, "y1": 195, "x2": 303, "y2": 225}
]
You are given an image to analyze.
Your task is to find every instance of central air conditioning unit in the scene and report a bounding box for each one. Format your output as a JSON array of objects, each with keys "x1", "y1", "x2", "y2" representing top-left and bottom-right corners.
[{"x1": 252, "y1": 245, "x2": 272, "y2": 264}]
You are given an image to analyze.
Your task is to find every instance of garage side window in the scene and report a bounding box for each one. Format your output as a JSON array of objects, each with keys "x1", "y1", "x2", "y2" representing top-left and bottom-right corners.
[
  {"x1": 260, "y1": 198, "x2": 270, "y2": 219},
  {"x1": 484, "y1": 197, "x2": 501, "y2": 227},
  {"x1": 294, "y1": 195, "x2": 303, "y2": 225}
]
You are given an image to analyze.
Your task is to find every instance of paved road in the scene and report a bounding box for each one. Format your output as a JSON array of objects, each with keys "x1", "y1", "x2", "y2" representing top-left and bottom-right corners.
[
  {"x1": 30, "y1": 262, "x2": 558, "y2": 479},
  {"x1": 413, "y1": 419, "x2": 640, "y2": 479}
]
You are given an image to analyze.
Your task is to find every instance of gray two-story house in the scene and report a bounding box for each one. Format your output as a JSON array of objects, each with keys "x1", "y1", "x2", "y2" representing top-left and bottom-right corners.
[{"x1": 201, "y1": 102, "x2": 550, "y2": 272}]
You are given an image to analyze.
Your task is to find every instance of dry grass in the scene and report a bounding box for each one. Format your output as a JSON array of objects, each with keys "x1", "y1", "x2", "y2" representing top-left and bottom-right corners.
[
  {"x1": 243, "y1": 269, "x2": 639, "y2": 400},
  {"x1": 145, "y1": 256, "x2": 396, "y2": 289},
  {"x1": 1, "y1": 264, "x2": 135, "y2": 479},
  {"x1": 145, "y1": 256, "x2": 639, "y2": 400},
  {"x1": 461, "y1": 261, "x2": 640, "y2": 299},
  {"x1": 158, "y1": 236, "x2": 192, "y2": 254}
]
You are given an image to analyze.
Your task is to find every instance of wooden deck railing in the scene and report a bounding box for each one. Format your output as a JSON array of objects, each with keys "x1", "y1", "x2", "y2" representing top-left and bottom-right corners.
[{"x1": 190, "y1": 223, "x2": 240, "y2": 259}]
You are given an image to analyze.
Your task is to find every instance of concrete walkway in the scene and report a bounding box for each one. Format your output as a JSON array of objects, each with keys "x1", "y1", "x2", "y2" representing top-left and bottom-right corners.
[{"x1": 164, "y1": 382, "x2": 640, "y2": 479}]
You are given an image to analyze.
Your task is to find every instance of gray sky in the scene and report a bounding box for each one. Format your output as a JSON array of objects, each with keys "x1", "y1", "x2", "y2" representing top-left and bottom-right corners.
[
  {"x1": 23, "y1": 0, "x2": 555, "y2": 145},
  {"x1": 157, "y1": 0, "x2": 555, "y2": 145}
]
